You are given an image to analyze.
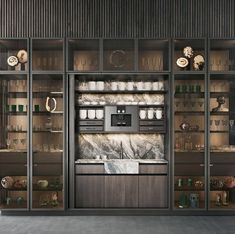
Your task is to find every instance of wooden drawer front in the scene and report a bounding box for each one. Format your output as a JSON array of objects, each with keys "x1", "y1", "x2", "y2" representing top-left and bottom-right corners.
[
  {"x1": 175, "y1": 164, "x2": 204, "y2": 176},
  {"x1": 79, "y1": 120, "x2": 103, "y2": 126},
  {"x1": 140, "y1": 164, "x2": 167, "y2": 174},
  {"x1": 0, "y1": 164, "x2": 27, "y2": 176},
  {"x1": 139, "y1": 126, "x2": 165, "y2": 132},
  {"x1": 139, "y1": 120, "x2": 164, "y2": 126},
  {"x1": 75, "y1": 164, "x2": 104, "y2": 174},
  {"x1": 211, "y1": 153, "x2": 235, "y2": 163},
  {"x1": 139, "y1": 175, "x2": 168, "y2": 208},
  {"x1": 33, "y1": 164, "x2": 62, "y2": 176},
  {"x1": 0, "y1": 153, "x2": 27, "y2": 163},
  {"x1": 79, "y1": 126, "x2": 103, "y2": 132},
  {"x1": 33, "y1": 153, "x2": 63, "y2": 163},
  {"x1": 75, "y1": 175, "x2": 105, "y2": 208},
  {"x1": 210, "y1": 164, "x2": 235, "y2": 176},
  {"x1": 104, "y1": 176, "x2": 138, "y2": 208}
]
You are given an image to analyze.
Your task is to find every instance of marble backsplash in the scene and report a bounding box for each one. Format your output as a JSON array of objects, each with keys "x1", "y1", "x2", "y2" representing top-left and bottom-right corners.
[
  {"x1": 77, "y1": 94, "x2": 164, "y2": 105},
  {"x1": 77, "y1": 134, "x2": 164, "y2": 160}
]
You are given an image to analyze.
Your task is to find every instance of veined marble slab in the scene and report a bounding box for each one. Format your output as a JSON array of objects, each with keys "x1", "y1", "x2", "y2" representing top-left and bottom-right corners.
[
  {"x1": 104, "y1": 160, "x2": 139, "y2": 174},
  {"x1": 77, "y1": 134, "x2": 164, "y2": 160}
]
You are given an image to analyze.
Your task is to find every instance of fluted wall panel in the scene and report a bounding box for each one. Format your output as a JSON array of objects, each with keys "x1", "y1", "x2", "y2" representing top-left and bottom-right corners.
[
  {"x1": 0, "y1": 0, "x2": 28, "y2": 37},
  {"x1": 172, "y1": 0, "x2": 207, "y2": 37},
  {"x1": 208, "y1": 0, "x2": 235, "y2": 38},
  {"x1": 67, "y1": 0, "x2": 170, "y2": 38},
  {"x1": 0, "y1": 0, "x2": 235, "y2": 38},
  {"x1": 29, "y1": 0, "x2": 64, "y2": 37}
]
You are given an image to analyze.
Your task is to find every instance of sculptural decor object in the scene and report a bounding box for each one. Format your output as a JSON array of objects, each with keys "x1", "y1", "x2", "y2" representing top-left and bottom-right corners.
[{"x1": 212, "y1": 96, "x2": 228, "y2": 112}]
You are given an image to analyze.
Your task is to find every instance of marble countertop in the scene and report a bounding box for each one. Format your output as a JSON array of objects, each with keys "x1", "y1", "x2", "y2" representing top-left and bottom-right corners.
[{"x1": 75, "y1": 159, "x2": 168, "y2": 164}]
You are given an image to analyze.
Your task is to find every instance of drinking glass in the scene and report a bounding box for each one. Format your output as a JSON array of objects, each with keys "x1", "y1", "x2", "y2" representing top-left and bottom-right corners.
[
  {"x1": 6, "y1": 139, "x2": 11, "y2": 149},
  {"x1": 229, "y1": 120, "x2": 234, "y2": 130},
  {"x1": 12, "y1": 139, "x2": 19, "y2": 150},
  {"x1": 214, "y1": 120, "x2": 220, "y2": 131},
  {"x1": 210, "y1": 120, "x2": 213, "y2": 130}
]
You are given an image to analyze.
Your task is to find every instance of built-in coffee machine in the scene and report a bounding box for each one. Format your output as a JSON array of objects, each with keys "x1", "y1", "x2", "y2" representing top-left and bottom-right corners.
[{"x1": 104, "y1": 105, "x2": 138, "y2": 132}]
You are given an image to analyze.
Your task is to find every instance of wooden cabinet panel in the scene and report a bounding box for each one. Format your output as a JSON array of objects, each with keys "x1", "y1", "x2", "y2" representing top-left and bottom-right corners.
[
  {"x1": 0, "y1": 153, "x2": 27, "y2": 163},
  {"x1": 175, "y1": 164, "x2": 204, "y2": 176},
  {"x1": 33, "y1": 164, "x2": 62, "y2": 176},
  {"x1": 104, "y1": 176, "x2": 138, "y2": 208},
  {"x1": 140, "y1": 164, "x2": 167, "y2": 174},
  {"x1": 75, "y1": 175, "x2": 105, "y2": 208},
  {"x1": 210, "y1": 164, "x2": 235, "y2": 176},
  {"x1": 139, "y1": 175, "x2": 167, "y2": 208},
  {"x1": 0, "y1": 164, "x2": 27, "y2": 176},
  {"x1": 33, "y1": 153, "x2": 62, "y2": 163},
  {"x1": 75, "y1": 164, "x2": 104, "y2": 174}
]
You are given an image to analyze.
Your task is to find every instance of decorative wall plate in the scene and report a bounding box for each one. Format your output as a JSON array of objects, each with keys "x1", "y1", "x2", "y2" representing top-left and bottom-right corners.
[
  {"x1": 17, "y1": 49, "x2": 28, "y2": 63},
  {"x1": 7, "y1": 56, "x2": 18, "y2": 67},
  {"x1": 176, "y1": 57, "x2": 189, "y2": 68},
  {"x1": 109, "y1": 50, "x2": 126, "y2": 68}
]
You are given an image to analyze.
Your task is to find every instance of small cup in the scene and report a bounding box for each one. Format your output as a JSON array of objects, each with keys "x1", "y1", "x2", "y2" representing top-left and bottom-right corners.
[
  {"x1": 96, "y1": 109, "x2": 104, "y2": 119},
  {"x1": 11, "y1": 105, "x2": 17, "y2": 112},
  {"x1": 127, "y1": 81, "x2": 134, "y2": 91},
  {"x1": 155, "y1": 108, "x2": 163, "y2": 120},
  {"x1": 152, "y1": 82, "x2": 159, "y2": 90},
  {"x1": 144, "y1": 82, "x2": 152, "y2": 90},
  {"x1": 136, "y1": 82, "x2": 143, "y2": 90},
  {"x1": 147, "y1": 109, "x2": 154, "y2": 119},
  {"x1": 118, "y1": 82, "x2": 126, "y2": 91},
  {"x1": 5, "y1": 105, "x2": 10, "y2": 112},
  {"x1": 79, "y1": 109, "x2": 87, "y2": 119},
  {"x1": 95, "y1": 155, "x2": 101, "y2": 160},
  {"x1": 139, "y1": 110, "x2": 146, "y2": 119},
  {"x1": 96, "y1": 81, "x2": 104, "y2": 90},
  {"x1": 88, "y1": 109, "x2": 96, "y2": 119},
  {"x1": 34, "y1": 105, "x2": 40, "y2": 112},
  {"x1": 88, "y1": 81, "x2": 96, "y2": 90},
  {"x1": 101, "y1": 155, "x2": 108, "y2": 160},
  {"x1": 158, "y1": 81, "x2": 164, "y2": 90},
  {"x1": 18, "y1": 105, "x2": 24, "y2": 112},
  {"x1": 111, "y1": 82, "x2": 118, "y2": 91}
]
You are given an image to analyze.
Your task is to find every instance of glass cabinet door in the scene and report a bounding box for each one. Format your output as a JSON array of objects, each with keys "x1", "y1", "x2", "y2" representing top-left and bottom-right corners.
[
  {"x1": 31, "y1": 39, "x2": 64, "y2": 210},
  {"x1": 0, "y1": 39, "x2": 28, "y2": 209},
  {"x1": 174, "y1": 74, "x2": 206, "y2": 209},
  {"x1": 209, "y1": 74, "x2": 235, "y2": 209},
  {"x1": 31, "y1": 74, "x2": 64, "y2": 209}
]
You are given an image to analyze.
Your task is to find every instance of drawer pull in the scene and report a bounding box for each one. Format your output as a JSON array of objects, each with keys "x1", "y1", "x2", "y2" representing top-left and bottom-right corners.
[
  {"x1": 210, "y1": 164, "x2": 214, "y2": 167},
  {"x1": 199, "y1": 164, "x2": 204, "y2": 167},
  {"x1": 24, "y1": 164, "x2": 27, "y2": 167},
  {"x1": 33, "y1": 163, "x2": 38, "y2": 167}
]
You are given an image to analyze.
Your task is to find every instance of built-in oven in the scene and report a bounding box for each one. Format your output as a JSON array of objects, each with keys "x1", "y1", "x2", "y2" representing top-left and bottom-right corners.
[{"x1": 104, "y1": 105, "x2": 138, "y2": 132}]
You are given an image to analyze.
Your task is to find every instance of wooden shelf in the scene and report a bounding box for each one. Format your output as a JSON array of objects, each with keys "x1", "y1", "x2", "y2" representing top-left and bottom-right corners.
[
  {"x1": 175, "y1": 111, "x2": 204, "y2": 115},
  {"x1": 76, "y1": 90, "x2": 167, "y2": 94}
]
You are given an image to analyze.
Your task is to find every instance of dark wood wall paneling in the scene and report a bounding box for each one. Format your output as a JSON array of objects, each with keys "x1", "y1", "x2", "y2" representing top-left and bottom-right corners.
[
  {"x1": 0, "y1": 0, "x2": 28, "y2": 37},
  {"x1": 208, "y1": 0, "x2": 235, "y2": 38},
  {"x1": 172, "y1": 0, "x2": 207, "y2": 38},
  {"x1": 0, "y1": 0, "x2": 235, "y2": 38},
  {"x1": 29, "y1": 0, "x2": 65, "y2": 37},
  {"x1": 67, "y1": 0, "x2": 170, "y2": 38}
]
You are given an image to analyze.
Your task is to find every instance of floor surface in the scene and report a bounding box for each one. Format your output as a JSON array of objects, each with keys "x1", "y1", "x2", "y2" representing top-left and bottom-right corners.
[{"x1": 0, "y1": 215, "x2": 235, "y2": 234}]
